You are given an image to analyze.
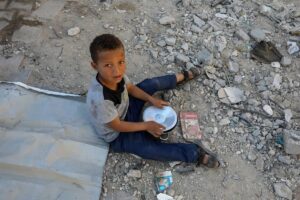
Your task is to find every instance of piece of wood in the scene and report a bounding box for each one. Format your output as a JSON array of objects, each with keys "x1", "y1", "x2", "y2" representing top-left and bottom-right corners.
[{"x1": 180, "y1": 112, "x2": 202, "y2": 141}]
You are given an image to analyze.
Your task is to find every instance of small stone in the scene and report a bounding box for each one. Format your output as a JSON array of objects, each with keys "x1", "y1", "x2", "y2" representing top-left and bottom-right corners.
[
  {"x1": 159, "y1": 16, "x2": 175, "y2": 25},
  {"x1": 127, "y1": 170, "x2": 142, "y2": 178},
  {"x1": 284, "y1": 109, "x2": 292, "y2": 122},
  {"x1": 273, "y1": 183, "x2": 292, "y2": 200},
  {"x1": 150, "y1": 50, "x2": 158, "y2": 59},
  {"x1": 216, "y1": 35, "x2": 227, "y2": 52},
  {"x1": 235, "y1": 29, "x2": 250, "y2": 41},
  {"x1": 228, "y1": 61, "x2": 239, "y2": 73},
  {"x1": 197, "y1": 48, "x2": 213, "y2": 65},
  {"x1": 175, "y1": 53, "x2": 190, "y2": 64},
  {"x1": 68, "y1": 27, "x2": 80, "y2": 36},
  {"x1": 157, "y1": 193, "x2": 174, "y2": 200},
  {"x1": 278, "y1": 155, "x2": 292, "y2": 165},
  {"x1": 272, "y1": 74, "x2": 282, "y2": 89},
  {"x1": 218, "y1": 87, "x2": 245, "y2": 104},
  {"x1": 260, "y1": 5, "x2": 273, "y2": 16},
  {"x1": 247, "y1": 150, "x2": 257, "y2": 161},
  {"x1": 263, "y1": 105, "x2": 273, "y2": 116},
  {"x1": 181, "y1": 43, "x2": 189, "y2": 51},
  {"x1": 280, "y1": 56, "x2": 292, "y2": 67},
  {"x1": 287, "y1": 41, "x2": 299, "y2": 55},
  {"x1": 165, "y1": 37, "x2": 176, "y2": 46},
  {"x1": 271, "y1": 62, "x2": 280, "y2": 68},
  {"x1": 284, "y1": 130, "x2": 300, "y2": 154},
  {"x1": 157, "y1": 40, "x2": 166, "y2": 47},
  {"x1": 255, "y1": 156, "x2": 264, "y2": 171},
  {"x1": 193, "y1": 15, "x2": 205, "y2": 28},
  {"x1": 191, "y1": 25, "x2": 202, "y2": 33},
  {"x1": 250, "y1": 28, "x2": 266, "y2": 42},
  {"x1": 219, "y1": 118, "x2": 230, "y2": 126}
]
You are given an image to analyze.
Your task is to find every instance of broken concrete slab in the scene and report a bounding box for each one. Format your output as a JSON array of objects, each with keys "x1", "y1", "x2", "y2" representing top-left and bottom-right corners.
[
  {"x1": 12, "y1": 26, "x2": 43, "y2": 43},
  {"x1": 284, "y1": 130, "x2": 300, "y2": 155},
  {"x1": 32, "y1": 0, "x2": 66, "y2": 20},
  {"x1": 218, "y1": 87, "x2": 245, "y2": 104}
]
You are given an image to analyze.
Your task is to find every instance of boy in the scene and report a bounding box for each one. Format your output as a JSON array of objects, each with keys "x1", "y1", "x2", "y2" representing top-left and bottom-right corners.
[{"x1": 87, "y1": 34, "x2": 219, "y2": 168}]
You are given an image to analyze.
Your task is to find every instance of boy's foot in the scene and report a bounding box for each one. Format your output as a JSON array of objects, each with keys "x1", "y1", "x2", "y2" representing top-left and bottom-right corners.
[
  {"x1": 198, "y1": 151, "x2": 220, "y2": 168},
  {"x1": 177, "y1": 67, "x2": 201, "y2": 85}
]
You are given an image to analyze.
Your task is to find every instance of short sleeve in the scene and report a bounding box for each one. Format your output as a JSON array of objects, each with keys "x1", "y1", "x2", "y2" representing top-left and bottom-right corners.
[{"x1": 95, "y1": 100, "x2": 118, "y2": 124}]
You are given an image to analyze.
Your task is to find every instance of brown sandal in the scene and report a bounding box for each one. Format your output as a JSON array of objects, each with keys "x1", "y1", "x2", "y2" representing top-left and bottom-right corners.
[{"x1": 178, "y1": 67, "x2": 201, "y2": 85}]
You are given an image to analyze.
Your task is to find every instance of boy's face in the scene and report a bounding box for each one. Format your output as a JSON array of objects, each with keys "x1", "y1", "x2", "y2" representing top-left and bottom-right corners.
[{"x1": 91, "y1": 48, "x2": 126, "y2": 86}]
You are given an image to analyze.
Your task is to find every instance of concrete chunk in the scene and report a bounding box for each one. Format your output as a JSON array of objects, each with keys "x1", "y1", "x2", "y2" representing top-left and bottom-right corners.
[{"x1": 284, "y1": 130, "x2": 300, "y2": 154}]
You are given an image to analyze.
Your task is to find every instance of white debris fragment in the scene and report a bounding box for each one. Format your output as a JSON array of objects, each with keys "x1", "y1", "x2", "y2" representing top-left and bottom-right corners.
[
  {"x1": 263, "y1": 105, "x2": 273, "y2": 116},
  {"x1": 271, "y1": 62, "x2": 280, "y2": 68},
  {"x1": 284, "y1": 109, "x2": 293, "y2": 122},
  {"x1": 157, "y1": 193, "x2": 174, "y2": 200},
  {"x1": 159, "y1": 16, "x2": 175, "y2": 25},
  {"x1": 127, "y1": 170, "x2": 142, "y2": 178},
  {"x1": 287, "y1": 41, "x2": 299, "y2": 55},
  {"x1": 67, "y1": 27, "x2": 80, "y2": 36},
  {"x1": 272, "y1": 74, "x2": 282, "y2": 89},
  {"x1": 218, "y1": 87, "x2": 245, "y2": 104}
]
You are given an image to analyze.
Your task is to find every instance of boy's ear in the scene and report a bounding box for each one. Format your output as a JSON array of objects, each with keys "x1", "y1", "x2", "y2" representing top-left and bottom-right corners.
[{"x1": 91, "y1": 61, "x2": 97, "y2": 70}]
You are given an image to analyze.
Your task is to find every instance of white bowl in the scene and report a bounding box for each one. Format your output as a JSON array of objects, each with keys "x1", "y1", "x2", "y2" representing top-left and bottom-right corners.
[{"x1": 143, "y1": 106, "x2": 177, "y2": 132}]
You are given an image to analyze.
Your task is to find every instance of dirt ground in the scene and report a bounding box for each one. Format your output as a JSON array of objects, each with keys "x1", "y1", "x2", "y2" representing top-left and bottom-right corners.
[{"x1": 1, "y1": 0, "x2": 300, "y2": 199}]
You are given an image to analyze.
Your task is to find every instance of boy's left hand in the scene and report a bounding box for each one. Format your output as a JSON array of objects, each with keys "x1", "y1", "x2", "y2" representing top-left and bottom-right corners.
[{"x1": 149, "y1": 97, "x2": 169, "y2": 108}]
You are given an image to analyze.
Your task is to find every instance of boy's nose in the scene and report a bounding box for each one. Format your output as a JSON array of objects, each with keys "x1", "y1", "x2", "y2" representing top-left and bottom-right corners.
[{"x1": 113, "y1": 65, "x2": 120, "y2": 74}]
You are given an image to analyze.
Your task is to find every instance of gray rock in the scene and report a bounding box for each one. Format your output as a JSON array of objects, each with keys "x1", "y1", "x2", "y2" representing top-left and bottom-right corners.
[
  {"x1": 159, "y1": 16, "x2": 175, "y2": 25},
  {"x1": 273, "y1": 183, "x2": 292, "y2": 200},
  {"x1": 263, "y1": 105, "x2": 273, "y2": 116},
  {"x1": 247, "y1": 150, "x2": 257, "y2": 161},
  {"x1": 235, "y1": 29, "x2": 250, "y2": 41},
  {"x1": 216, "y1": 35, "x2": 227, "y2": 52},
  {"x1": 287, "y1": 41, "x2": 299, "y2": 55},
  {"x1": 284, "y1": 109, "x2": 293, "y2": 122},
  {"x1": 165, "y1": 37, "x2": 176, "y2": 46},
  {"x1": 250, "y1": 29, "x2": 266, "y2": 42},
  {"x1": 197, "y1": 48, "x2": 213, "y2": 65},
  {"x1": 218, "y1": 87, "x2": 245, "y2": 104},
  {"x1": 150, "y1": 50, "x2": 158, "y2": 59},
  {"x1": 255, "y1": 156, "x2": 264, "y2": 171},
  {"x1": 181, "y1": 43, "x2": 189, "y2": 51},
  {"x1": 278, "y1": 155, "x2": 292, "y2": 165},
  {"x1": 191, "y1": 25, "x2": 202, "y2": 33},
  {"x1": 157, "y1": 40, "x2": 166, "y2": 47},
  {"x1": 219, "y1": 118, "x2": 230, "y2": 126},
  {"x1": 182, "y1": 0, "x2": 191, "y2": 7},
  {"x1": 272, "y1": 74, "x2": 282, "y2": 89},
  {"x1": 67, "y1": 27, "x2": 80, "y2": 36},
  {"x1": 280, "y1": 56, "x2": 292, "y2": 67},
  {"x1": 228, "y1": 61, "x2": 239, "y2": 73},
  {"x1": 175, "y1": 53, "x2": 190, "y2": 64},
  {"x1": 193, "y1": 15, "x2": 205, "y2": 28},
  {"x1": 284, "y1": 130, "x2": 300, "y2": 154}
]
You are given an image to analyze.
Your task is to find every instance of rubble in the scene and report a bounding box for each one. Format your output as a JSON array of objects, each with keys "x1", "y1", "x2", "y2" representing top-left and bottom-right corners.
[
  {"x1": 273, "y1": 183, "x2": 293, "y2": 200},
  {"x1": 1, "y1": 0, "x2": 299, "y2": 199}
]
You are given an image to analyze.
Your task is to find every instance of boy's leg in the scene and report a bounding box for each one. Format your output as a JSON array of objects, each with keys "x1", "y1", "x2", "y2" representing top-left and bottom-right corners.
[
  {"x1": 125, "y1": 74, "x2": 177, "y2": 122},
  {"x1": 110, "y1": 131, "x2": 199, "y2": 163}
]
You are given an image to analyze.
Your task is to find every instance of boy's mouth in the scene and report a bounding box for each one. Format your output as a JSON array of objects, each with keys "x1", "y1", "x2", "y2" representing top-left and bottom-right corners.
[{"x1": 114, "y1": 75, "x2": 122, "y2": 79}]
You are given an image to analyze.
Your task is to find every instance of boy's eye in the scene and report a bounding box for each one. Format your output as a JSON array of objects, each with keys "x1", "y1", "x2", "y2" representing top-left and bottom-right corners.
[
  {"x1": 105, "y1": 64, "x2": 113, "y2": 67},
  {"x1": 119, "y1": 61, "x2": 125, "y2": 65}
]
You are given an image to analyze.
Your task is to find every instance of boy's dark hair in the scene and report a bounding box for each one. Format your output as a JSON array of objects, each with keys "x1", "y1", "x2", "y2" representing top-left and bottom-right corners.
[{"x1": 90, "y1": 34, "x2": 124, "y2": 63}]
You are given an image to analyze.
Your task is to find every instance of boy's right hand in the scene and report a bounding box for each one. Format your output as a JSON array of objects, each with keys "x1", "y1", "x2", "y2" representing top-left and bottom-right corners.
[{"x1": 145, "y1": 121, "x2": 165, "y2": 138}]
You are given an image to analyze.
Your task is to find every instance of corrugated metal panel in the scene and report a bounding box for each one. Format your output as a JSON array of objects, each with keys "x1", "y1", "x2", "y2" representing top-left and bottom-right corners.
[{"x1": 0, "y1": 84, "x2": 108, "y2": 200}]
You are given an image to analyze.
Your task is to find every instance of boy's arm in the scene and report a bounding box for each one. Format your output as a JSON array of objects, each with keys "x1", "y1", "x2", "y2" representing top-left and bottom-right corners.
[
  {"x1": 126, "y1": 83, "x2": 169, "y2": 108},
  {"x1": 107, "y1": 116, "x2": 165, "y2": 138}
]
